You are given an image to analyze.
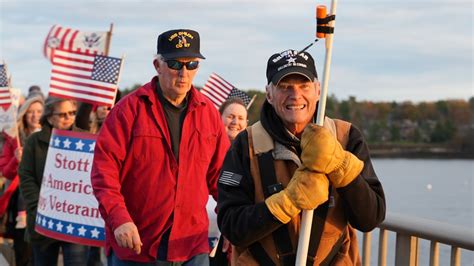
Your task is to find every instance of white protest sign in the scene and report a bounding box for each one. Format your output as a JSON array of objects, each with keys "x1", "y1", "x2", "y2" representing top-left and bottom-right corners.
[{"x1": 35, "y1": 129, "x2": 104, "y2": 246}]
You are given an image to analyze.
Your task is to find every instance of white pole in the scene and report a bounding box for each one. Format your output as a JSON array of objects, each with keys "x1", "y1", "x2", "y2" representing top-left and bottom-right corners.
[{"x1": 295, "y1": 0, "x2": 338, "y2": 265}]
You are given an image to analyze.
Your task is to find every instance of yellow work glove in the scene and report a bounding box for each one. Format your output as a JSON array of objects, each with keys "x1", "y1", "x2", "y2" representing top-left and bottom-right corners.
[
  {"x1": 300, "y1": 124, "x2": 364, "y2": 188},
  {"x1": 265, "y1": 168, "x2": 329, "y2": 224}
]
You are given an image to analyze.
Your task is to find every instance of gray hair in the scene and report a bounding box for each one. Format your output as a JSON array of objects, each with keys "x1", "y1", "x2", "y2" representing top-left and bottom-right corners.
[
  {"x1": 154, "y1": 54, "x2": 165, "y2": 61},
  {"x1": 40, "y1": 97, "x2": 77, "y2": 126}
]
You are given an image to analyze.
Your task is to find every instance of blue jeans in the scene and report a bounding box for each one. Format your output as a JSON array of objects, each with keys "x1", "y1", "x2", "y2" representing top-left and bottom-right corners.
[
  {"x1": 108, "y1": 252, "x2": 209, "y2": 266},
  {"x1": 32, "y1": 242, "x2": 90, "y2": 266}
]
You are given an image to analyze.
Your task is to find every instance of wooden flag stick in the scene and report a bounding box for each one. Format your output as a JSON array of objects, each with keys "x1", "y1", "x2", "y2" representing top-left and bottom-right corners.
[
  {"x1": 295, "y1": 0, "x2": 338, "y2": 265},
  {"x1": 104, "y1": 23, "x2": 114, "y2": 56},
  {"x1": 15, "y1": 125, "x2": 21, "y2": 149},
  {"x1": 246, "y1": 94, "x2": 257, "y2": 110}
]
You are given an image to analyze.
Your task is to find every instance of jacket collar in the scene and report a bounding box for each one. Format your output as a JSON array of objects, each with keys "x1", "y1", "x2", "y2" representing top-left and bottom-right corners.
[
  {"x1": 250, "y1": 121, "x2": 302, "y2": 167},
  {"x1": 38, "y1": 123, "x2": 53, "y2": 143}
]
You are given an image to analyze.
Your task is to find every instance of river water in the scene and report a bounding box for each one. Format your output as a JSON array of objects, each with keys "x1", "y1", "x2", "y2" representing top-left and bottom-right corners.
[{"x1": 366, "y1": 158, "x2": 474, "y2": 265}]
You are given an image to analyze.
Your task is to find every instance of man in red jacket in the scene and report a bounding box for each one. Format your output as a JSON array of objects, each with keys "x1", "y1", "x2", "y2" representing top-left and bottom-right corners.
[{"x1": 91, "y1": 29, "x2": 230, "y2": 265}]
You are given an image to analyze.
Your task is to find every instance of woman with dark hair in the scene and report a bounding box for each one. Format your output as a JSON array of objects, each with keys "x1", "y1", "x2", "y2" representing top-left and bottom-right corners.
[
  {"x1": 18, "y1": 97, "x2": 90, "y2": 266},
  {"x1": 218, "y1": 97, "x2": 248, "y2": 142}
]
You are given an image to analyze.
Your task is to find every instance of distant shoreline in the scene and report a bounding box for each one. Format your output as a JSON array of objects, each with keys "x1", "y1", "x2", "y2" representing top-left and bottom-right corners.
[
  {"x1": 370, "y1": 150, "x2": 474, "y2": 159},
  {"x1": 368, "y1": 144, "x2": 474, "y2": 159}
]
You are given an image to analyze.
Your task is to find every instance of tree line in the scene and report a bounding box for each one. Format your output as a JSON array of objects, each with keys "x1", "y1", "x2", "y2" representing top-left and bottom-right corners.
[
  {"x1": 246, "y1": 90, "x2": 474, "y2": 156},
  {"x1": 121, "y1": 85, "x2": 474, "y2": 156}
]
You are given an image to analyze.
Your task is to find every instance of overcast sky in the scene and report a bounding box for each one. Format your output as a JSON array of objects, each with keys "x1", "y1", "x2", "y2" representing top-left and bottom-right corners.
[{"x1": 0, "y1": 0, "x2": 472, "y2": 102}]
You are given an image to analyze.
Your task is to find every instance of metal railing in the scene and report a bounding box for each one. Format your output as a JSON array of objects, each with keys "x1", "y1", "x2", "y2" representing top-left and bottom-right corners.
[{"x1": 361, "y1": 212, "x2": 474, "y2": 266}]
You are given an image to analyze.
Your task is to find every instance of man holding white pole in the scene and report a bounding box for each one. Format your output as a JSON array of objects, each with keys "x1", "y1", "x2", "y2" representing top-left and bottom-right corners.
[{"x1": 217, "y1": 49, "x2": 385, "y2": 265}]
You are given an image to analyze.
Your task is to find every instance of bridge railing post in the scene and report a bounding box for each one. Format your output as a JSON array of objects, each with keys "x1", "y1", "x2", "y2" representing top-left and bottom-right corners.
[{"x1": 395, "y1": 233, "x2": 419, "y2": 266}]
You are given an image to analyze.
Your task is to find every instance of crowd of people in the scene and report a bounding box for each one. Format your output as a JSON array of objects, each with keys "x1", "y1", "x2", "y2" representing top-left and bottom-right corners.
[
  {"x1": 0, "y1": 88, "x2": 120, "y2": 265},
  {"x1": 0, "y1": 92, "x2": 44, "y2": 265},
  {"x1": 0, "y1": 28, "x2": 385, "y2": 266}
]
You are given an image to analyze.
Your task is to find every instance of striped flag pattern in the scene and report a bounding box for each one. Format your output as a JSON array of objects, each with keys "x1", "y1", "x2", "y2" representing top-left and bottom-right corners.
[
  {"x1": 218, "y1": 171, "x2": 243, "y2": 187},
  {"x1": 201, "y1": 73, "x2": 252, "y2": 108},
  {"x1": 0, "y1": 64, "x2": 12, "y2": 110},
  {"x1": 49, "y1": 49, "x2": 123, "y2": 106},
  {"x1": 44, "y1": 24, "x2": 108, "y2": 62},
  {"x1": 228, "y1": 87, "x2": 252, "y2": 106}
]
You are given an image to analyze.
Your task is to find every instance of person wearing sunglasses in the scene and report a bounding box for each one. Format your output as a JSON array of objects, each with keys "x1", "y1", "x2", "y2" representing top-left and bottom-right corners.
[
  {"x1": 91, "y1": 29, "x2": 230, "y2": 265},
  {"x1": 19, "y1": 97, "x2": 92, "y2": 265}
]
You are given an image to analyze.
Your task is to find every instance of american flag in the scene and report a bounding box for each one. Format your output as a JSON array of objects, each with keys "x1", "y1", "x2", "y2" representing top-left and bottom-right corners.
[
  {"x1": 44, "y1": 24, "x2": 108, "y2": 62},
  {"x1": 49, "y1": 49, "x2": 122, "y2": 106},
  {"x1": 0, "y1": 64, "x2": 12, "y2": 109},
  {"x1": 201, "y1": 73, "x2": 252, "y2": 109}
]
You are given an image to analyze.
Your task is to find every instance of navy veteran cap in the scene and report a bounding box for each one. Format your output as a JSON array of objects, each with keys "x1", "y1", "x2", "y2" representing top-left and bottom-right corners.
[
  {"x1": 266, "y1": 49, "x2": 317, "y2": 85},
  {"x1": 157, "y1": 29, "x2": 205, "y2": 60}
]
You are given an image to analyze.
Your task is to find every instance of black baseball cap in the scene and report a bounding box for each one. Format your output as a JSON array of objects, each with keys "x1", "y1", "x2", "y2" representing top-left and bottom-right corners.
[
  {"x1": 157, "y1": 29, "x2": 205, "y2": 60},
  {"x1": 266, "y1": 49, "x2": 317, "y2": 85}
]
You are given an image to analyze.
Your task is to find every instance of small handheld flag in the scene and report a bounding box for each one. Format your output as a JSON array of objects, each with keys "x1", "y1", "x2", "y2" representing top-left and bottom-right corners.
[
  {"x1": 49, "y1": 49, "x2": 123, "y2": 106},
  {"x1": 201, "y1": 73, "x2": 252, "y2": 109},
  {"x1": 0, "y1": 64, "x2": 12, "y2": 110}
]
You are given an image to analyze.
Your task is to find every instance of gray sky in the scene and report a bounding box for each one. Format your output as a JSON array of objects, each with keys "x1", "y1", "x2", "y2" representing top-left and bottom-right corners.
[{"x1": 0, "y1": 0, "x2": 472, "y2": 102}]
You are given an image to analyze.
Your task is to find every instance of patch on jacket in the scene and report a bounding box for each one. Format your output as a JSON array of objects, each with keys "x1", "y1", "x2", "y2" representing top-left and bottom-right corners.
[{"x1": 219, "y1": 171, "x2": 242, "y2": 187}]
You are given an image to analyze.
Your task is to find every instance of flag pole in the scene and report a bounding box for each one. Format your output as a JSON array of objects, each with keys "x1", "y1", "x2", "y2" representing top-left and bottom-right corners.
[
  {"x1": 104, "y1": 23, "x2": 114, "y2": 56},
  {"x1": 246, "y1": 94, "x2": 257, "y2": 110},
  {"x1": 295, "y1": 0, "x2": 338, "y2": 265},
  {"x1": 14, "y1": 120, "x2": 21, "y2": 149}
]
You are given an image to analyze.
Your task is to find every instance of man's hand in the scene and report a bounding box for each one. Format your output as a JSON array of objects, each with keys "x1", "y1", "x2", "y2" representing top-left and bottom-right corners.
[
  {"x1": 265, "y1": 168, "x2": 329, "y2": 223},
  {"x1": 285, "y1": 168, "x2": 329, "y2": 210},
  {"x1": 300, "y1": 124, "x2": 364, "y2": 188},
  {"x1": 114, "y1": 222, "x2": 143, "y2": 254}
]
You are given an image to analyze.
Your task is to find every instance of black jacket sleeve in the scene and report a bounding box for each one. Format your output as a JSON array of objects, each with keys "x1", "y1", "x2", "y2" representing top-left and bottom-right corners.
[
  {"x1": 217, "y1": 131, "x2": 283, "y2": 247},
  {"x1": 337, "y1": 125, "x2": 386, "y2": 232}
]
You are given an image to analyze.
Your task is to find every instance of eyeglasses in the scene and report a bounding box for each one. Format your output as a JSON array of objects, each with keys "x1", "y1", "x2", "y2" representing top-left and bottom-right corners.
[
  {"x1": 165, "y1": 60, "x2": 199, "y2": 71},
  {"x1": 52, "y1": 110, "x2": 77, "y2": 119}
]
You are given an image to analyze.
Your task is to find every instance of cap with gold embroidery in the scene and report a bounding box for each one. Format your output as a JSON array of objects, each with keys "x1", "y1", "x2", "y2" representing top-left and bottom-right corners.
[{"x1": 157, "y1": 29, "x2": 205, "y2": 60}]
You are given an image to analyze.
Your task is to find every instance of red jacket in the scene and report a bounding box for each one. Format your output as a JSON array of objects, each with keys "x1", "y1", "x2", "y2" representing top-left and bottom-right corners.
[
  {"x1": 0, "y1": 134, "x2": 20, "y2": 217},
  {"x1": 0, "y1": 134, "x2": 19, "y2": 180},
  {"x1": 91, "y1": 77, "x2": 230, "y2": 262}
]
